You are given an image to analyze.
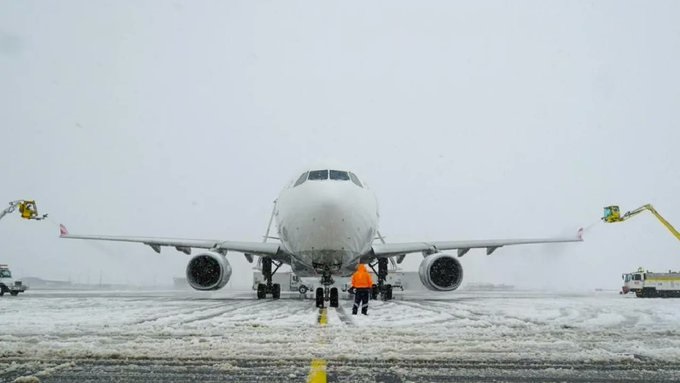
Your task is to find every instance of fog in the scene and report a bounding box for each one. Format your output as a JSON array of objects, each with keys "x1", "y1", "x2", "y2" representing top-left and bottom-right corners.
[{"x1": 1, "y1": 1, "x2": 678, "y2": 291}]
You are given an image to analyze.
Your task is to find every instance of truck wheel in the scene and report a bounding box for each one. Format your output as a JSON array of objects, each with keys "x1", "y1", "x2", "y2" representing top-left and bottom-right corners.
[
  {"x1": 0, "y1": 289, "x2": 4, "y2": 297},
  {"x1": 10, "y1": 291, "x2": 18, "y2": 296}
]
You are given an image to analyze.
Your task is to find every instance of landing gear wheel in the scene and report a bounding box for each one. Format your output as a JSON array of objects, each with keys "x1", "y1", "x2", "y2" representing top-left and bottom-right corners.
[
  {"x1": 298, "y1": 285, "x2": 308, "y2": 295},
  {"x1": 10, "y1": 291, "x2": 18, "y2": 296},
  {"x1": 257, "y1": 283, "x2": 266, "y2": 299},
  {"x1": 330, "y1": 287, "x2": 339, "y2": 308},
  {"x1": 272, "y1": 283, "x2": 281, "y2": 300},
  {"x1": 383, "y1": 284, "x2": 393, "y2": 301},
  {"x1": 315, "y1": 287, "x2": 325, "y2": 308},
  {"x1": 371, "y1": 285, "x2": 378, "y2": 300}
]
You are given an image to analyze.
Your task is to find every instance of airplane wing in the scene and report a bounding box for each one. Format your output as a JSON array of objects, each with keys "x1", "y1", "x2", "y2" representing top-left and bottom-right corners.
[
  {"x1": 58, "y1": 224, "x2": 280, "y2": 260},
  {"x1": 371, "y1": 228, "x2": 583, "y2": 259}
]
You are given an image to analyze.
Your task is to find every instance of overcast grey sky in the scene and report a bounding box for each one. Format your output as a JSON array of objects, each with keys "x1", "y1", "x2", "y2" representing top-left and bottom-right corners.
[{"x1": 1, "y1": 1, "x2": 678, "y2": 290}]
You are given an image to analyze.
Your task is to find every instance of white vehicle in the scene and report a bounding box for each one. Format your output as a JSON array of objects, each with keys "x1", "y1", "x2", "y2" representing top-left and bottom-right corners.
[
  {"x1": 60, "y1": 165, "x2": 582, "y2": 308},
  {"x1": 252, "y1": 271, "x2": 314, "y2": 294},
  {"x1": 0, "y1": 264, "x2": 28, "y2": 296},
  {"x1": 622, "y1": 268, "x2": 680, "y2": 298}
]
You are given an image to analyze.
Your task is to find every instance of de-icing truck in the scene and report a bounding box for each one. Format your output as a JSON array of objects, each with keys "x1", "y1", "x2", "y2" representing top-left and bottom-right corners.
[{"x1": 622, "y1": 267, "x2": 680, "y2": 298}]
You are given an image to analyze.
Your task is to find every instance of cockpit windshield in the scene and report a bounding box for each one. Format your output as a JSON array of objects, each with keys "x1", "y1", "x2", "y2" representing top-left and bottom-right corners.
[
  {"x1": 349, "y1": 172, "x2": 363, "y2": 187},
  {"x1": 293, "y1": 172, "x2": 308, "y2": 187},
  {"x1": 308, "y1": 170, "x2": 329, "y2": 180},
  {"x1": 329, "y1": 170, "x2": 350, "y2": 180},
  {"x1": 293, "y1": 169, "x2": 364, "y2": 188}
]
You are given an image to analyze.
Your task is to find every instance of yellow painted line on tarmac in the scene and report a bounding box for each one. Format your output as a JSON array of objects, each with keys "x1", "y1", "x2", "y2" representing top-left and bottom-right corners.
[
  {"x1": 307, "y1": 359, "x2": 327, "y2": 383},
  {"x1": 318, "y1": 307, "x2": 328, "y2": 326},
  {"x1": 306, "y1": 307, "x2": 328, "y2": 383}
]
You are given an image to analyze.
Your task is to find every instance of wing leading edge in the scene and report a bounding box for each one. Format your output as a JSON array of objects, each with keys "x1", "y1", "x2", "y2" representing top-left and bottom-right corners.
[
  {"x1": 371, "y1": 228, "x2": 583, "y2": 258},
  {"x1": 59, "y1": 224, "x2": 281, "y2": 261}
]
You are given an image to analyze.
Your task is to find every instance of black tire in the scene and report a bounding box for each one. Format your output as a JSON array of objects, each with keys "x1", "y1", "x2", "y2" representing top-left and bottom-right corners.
[
  {"x1": 330, "y1": 287, "x2": 339, "y2": 308},
  {"x1": 371, "y1": 285, "x2": 378, "y2": 300},
  {"x1": 257, "y1": 283, "x2": 267, "y2": 299},
  {"x1": 298, "y1": 285, "x2": 308, "y2": 295},
  {"x1": 642, "y1": 287, "x2": 657, "y2": 298},
  {"x1": 272, "y1": 284, "x2": 281, "y2": 300},
  {"x1": 10, "y1": 291, "x2": 18, "y2": 296},
  {"x1": 384, "y1": 284, "x2": 393, "y2": 301},
  {"x1": 315, "y1": 287, "x2": 324, "y2": 308}
]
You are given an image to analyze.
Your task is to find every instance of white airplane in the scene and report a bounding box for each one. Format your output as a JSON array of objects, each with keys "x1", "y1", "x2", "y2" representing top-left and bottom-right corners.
[{"x1": 60, "y1": 167, "x2": 582, "y2": 308}]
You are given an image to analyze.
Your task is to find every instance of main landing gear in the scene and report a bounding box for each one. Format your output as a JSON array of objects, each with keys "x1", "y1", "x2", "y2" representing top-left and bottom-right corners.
[
  {"x1": 256, "y1": 257, "x2": 281, "y2": 300},
  {"x1": 315, "y1": 268, "x2": 339, "y2": 308},
  {"x1": 369, "y1": 258, "x2": 393, "y2": 301}
]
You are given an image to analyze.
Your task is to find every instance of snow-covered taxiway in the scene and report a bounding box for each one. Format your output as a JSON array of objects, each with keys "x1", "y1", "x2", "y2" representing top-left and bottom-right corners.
[{"x1": 2, "y1": 290, "x2": 680, "y2": 382}]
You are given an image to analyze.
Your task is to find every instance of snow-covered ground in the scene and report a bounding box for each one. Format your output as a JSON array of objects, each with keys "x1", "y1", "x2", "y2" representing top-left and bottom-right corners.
[{"x1": 2, "y1": 289, "x2": 680, "y2": 381}]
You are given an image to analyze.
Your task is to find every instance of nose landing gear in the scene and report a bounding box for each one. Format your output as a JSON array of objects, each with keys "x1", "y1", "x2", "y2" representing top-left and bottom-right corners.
[{"x1": 315, "y1": 268, "x2": 339, "y2": 308}]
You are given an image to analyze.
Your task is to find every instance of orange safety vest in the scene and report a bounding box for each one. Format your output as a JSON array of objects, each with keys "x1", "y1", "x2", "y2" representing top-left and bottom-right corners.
[{"x1": 351, "y1": 264, "x2": 374, "y2": 289}]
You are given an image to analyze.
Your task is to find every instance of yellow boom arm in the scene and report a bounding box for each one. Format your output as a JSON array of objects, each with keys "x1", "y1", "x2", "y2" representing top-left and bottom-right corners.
[
  {"x1": 603, "y1": 204, "x2": 680, "y2": 241},
  {"x1": 0, "y1": 200, "x2": 47, "y2": 222}
]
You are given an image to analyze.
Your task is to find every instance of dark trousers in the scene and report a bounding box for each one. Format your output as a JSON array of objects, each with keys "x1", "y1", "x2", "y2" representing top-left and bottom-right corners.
[{"x1": 352, "y1": 288, "x2": 370, "y2": 315}]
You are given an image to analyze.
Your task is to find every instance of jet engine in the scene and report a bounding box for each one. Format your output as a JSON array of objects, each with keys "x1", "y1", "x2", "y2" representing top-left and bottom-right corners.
[
  {"x1": 186, "y1": 253, "x2": 232, "y2": 291},
  {"x1": 418, "y1": 253, "x2": 463, "y2": 291}
]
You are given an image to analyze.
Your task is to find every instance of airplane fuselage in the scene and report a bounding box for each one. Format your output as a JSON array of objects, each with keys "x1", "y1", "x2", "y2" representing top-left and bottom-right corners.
[{"x1": 276, "y1": 169, "x2": 378, "y2": 277}]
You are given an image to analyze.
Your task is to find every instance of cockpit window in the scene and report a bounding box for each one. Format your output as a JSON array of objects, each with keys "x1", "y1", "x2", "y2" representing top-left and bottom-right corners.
[
  {"x1": 329, "y1": 170, "x2": 350, "y2": 181},
  {"x1": 293, "y1": 172, "x2": 308, "y2": 187},
  {"x1": 349, "y1": 172, "x2": 363, "y2": 187},
  {"x1": 308, "y1": 170, "x2": 329, "y2": 180}
]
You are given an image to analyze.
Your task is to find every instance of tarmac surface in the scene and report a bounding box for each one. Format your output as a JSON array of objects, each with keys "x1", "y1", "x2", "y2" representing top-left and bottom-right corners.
[{"x1": 2, "y1": 289, "x2": 680, "y2": 382}]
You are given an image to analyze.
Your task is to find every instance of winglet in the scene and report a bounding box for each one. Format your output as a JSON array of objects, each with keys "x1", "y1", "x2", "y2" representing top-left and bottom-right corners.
[
  {"x1": 59, "y1": 224, "x2": 69, "y2": 237},
  {"x1": 577, "y1": 227, "x2": 584, "y2": 241}
]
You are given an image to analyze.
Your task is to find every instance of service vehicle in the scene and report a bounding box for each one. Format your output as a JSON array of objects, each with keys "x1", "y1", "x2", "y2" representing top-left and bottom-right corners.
[
  {"x1": 622, "y1": 267, "x2": 680, "y2": 297},
  {"x1": 603, "y1": 204, "x2": 679, "y2": 242},
  {"x1": 252, "y1": 271, "x2": 313, "y2": 296},
  {"x1": 0, "y1": 264, "x2": 28, "y2": 296}
]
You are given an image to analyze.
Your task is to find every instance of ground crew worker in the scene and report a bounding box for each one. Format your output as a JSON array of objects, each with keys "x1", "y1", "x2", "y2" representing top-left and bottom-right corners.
[{"x1": 350, "y1": 263, "x2": 373, "y2": 315}]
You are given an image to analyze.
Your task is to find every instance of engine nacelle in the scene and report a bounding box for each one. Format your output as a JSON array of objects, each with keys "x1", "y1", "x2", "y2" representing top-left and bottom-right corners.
[
  {"x1": 418, "y1": 253, "x2": 464, "y2": 291},
  {"x1": 186, "y1": 253, "x2": 232, "y2": 291}
]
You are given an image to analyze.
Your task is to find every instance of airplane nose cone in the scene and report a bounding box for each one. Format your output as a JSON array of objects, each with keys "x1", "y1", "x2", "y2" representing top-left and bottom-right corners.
[{"x1": 280, "y1": 182, "x2": 374, "y2": 253}]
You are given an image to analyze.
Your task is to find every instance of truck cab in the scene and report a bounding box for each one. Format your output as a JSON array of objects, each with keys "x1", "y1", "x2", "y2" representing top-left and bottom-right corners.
[
  {"x1": 621, "y1": 270, "x2": 644, "y2": 296},
  {"x1": 0, "y1": 265, "x2": 28, "y2": 296}
]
